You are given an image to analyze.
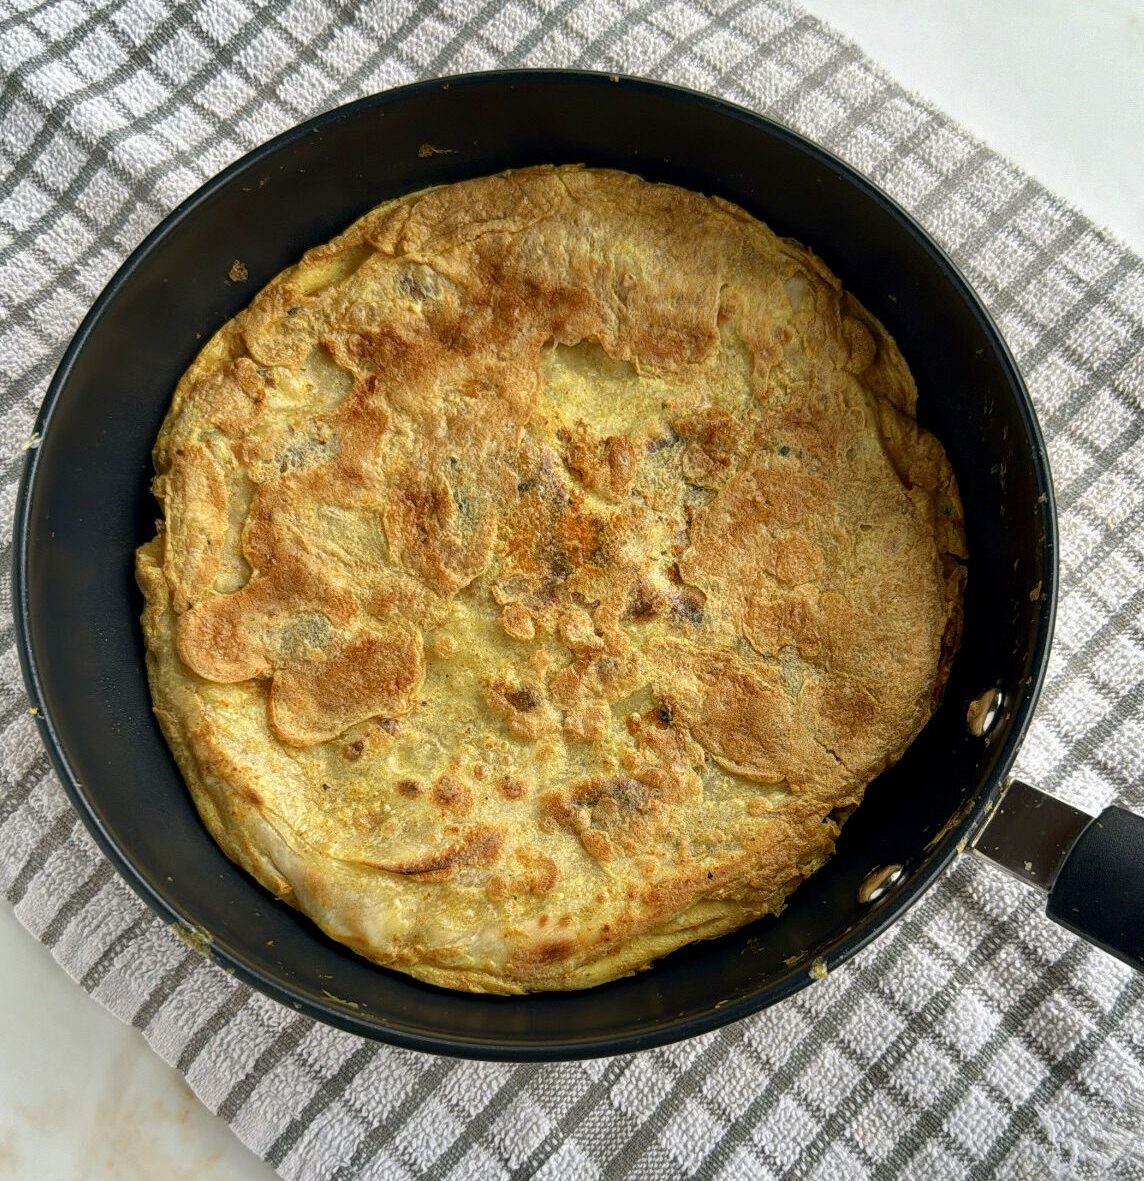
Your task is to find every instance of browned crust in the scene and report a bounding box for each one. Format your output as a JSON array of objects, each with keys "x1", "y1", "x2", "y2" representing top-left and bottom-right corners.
[{"x1": 137, "y1": 166, "x2": 966, "y2": 993}]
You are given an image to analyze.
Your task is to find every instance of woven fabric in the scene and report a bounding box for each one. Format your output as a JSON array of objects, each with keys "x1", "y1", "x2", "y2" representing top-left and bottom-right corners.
[{"x1": 2, "y1": 2, "x2": 1143, "y2": 1177}]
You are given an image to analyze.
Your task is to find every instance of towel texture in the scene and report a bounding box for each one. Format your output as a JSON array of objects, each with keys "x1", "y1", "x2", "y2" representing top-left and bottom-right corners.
[{"x1": 1, "y1": 2, "x2": 1142, "y2": 1177}]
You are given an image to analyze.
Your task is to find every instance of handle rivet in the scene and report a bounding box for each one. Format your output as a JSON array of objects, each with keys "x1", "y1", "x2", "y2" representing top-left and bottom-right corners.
[
  {"x1": 858, "y1": 863, "x2": 904, "y2": 904},
  {"x1": 967, "y1": 688, "x2": 1004, "y2": 738}
]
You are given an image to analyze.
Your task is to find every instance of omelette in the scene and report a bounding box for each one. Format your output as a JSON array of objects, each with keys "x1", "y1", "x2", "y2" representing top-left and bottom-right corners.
[{"x1": 136, "y1": 166, "x2": 966, "y2": 993}]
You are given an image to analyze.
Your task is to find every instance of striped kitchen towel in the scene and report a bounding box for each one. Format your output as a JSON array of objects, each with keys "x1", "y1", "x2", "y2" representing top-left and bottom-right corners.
[{"x1": 1, "y1": 1, "x2": 1142, "y2": 1178}]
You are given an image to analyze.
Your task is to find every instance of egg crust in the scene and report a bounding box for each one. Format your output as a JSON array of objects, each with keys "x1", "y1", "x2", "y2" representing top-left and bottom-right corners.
[{"x1": 137, "y1": 166, "x2": 966, "y2": 993}]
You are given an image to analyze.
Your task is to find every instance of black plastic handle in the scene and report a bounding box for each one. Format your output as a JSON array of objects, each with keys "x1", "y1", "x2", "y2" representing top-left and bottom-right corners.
[{"x1": 1047, "y1": 807, "x2": 1144, "y2": 971}]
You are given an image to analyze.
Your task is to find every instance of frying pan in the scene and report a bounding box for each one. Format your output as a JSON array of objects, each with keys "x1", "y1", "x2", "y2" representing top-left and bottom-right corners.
[{"x1": 14, "y1": 70, "x2": 1143, "y2": 1061}]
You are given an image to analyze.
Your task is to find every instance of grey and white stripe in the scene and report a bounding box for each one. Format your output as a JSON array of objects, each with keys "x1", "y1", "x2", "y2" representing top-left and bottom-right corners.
[{"x1": 2, "y1": 1, "x2": 1143, "y2": 1178}]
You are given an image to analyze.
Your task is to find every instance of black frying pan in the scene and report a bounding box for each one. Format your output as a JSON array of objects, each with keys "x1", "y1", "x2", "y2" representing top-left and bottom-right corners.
[{"x1": 14, "y1": 71, "x2": 1143, "y2": 1061}]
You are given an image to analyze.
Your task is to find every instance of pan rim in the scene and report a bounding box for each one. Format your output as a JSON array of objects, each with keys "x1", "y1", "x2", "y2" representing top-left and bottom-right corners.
[{"x1": 12, "y1": 67, "x2": 1058, "y2": 1060}]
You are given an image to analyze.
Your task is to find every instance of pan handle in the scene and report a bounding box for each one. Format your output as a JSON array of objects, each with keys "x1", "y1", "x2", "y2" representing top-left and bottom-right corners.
[{"x1": 972, "y1": 779, "x2": 1144, "y2": 972}]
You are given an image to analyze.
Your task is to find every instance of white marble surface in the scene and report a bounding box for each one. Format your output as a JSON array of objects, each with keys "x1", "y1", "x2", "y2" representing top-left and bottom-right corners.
[
  {"x1": 2, "y1": 5, "x2": 1142, "y2": 1179},
  {"x1": 809, "y1": 0, "x2": 1144, "y2": 251},
  {"x1": 0, "y1": 902, "x2": 276, "y2": 1181}
]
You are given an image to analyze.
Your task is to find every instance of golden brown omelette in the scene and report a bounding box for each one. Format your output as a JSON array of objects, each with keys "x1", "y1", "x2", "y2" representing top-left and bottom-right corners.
[{"x1": 137, "y1": 166, "x2": 966, "y2": 992}]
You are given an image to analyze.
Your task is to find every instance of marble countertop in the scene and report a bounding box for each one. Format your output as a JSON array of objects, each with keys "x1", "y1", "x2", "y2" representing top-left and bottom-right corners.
[{"x1": 2, "y1": 3, "x2": 1141, "y2": 1178}]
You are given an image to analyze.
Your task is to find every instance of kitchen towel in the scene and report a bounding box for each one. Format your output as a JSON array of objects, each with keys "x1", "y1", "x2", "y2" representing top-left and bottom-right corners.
[{"x1": 1, "y1": 2, "x2": 1142, "y2": 1178}]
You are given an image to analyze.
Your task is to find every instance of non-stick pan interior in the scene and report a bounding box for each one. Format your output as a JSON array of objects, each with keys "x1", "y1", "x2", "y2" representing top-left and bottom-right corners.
[{"x1": 16, "y1": 72, "x2": 1055, "y2": 1058}]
